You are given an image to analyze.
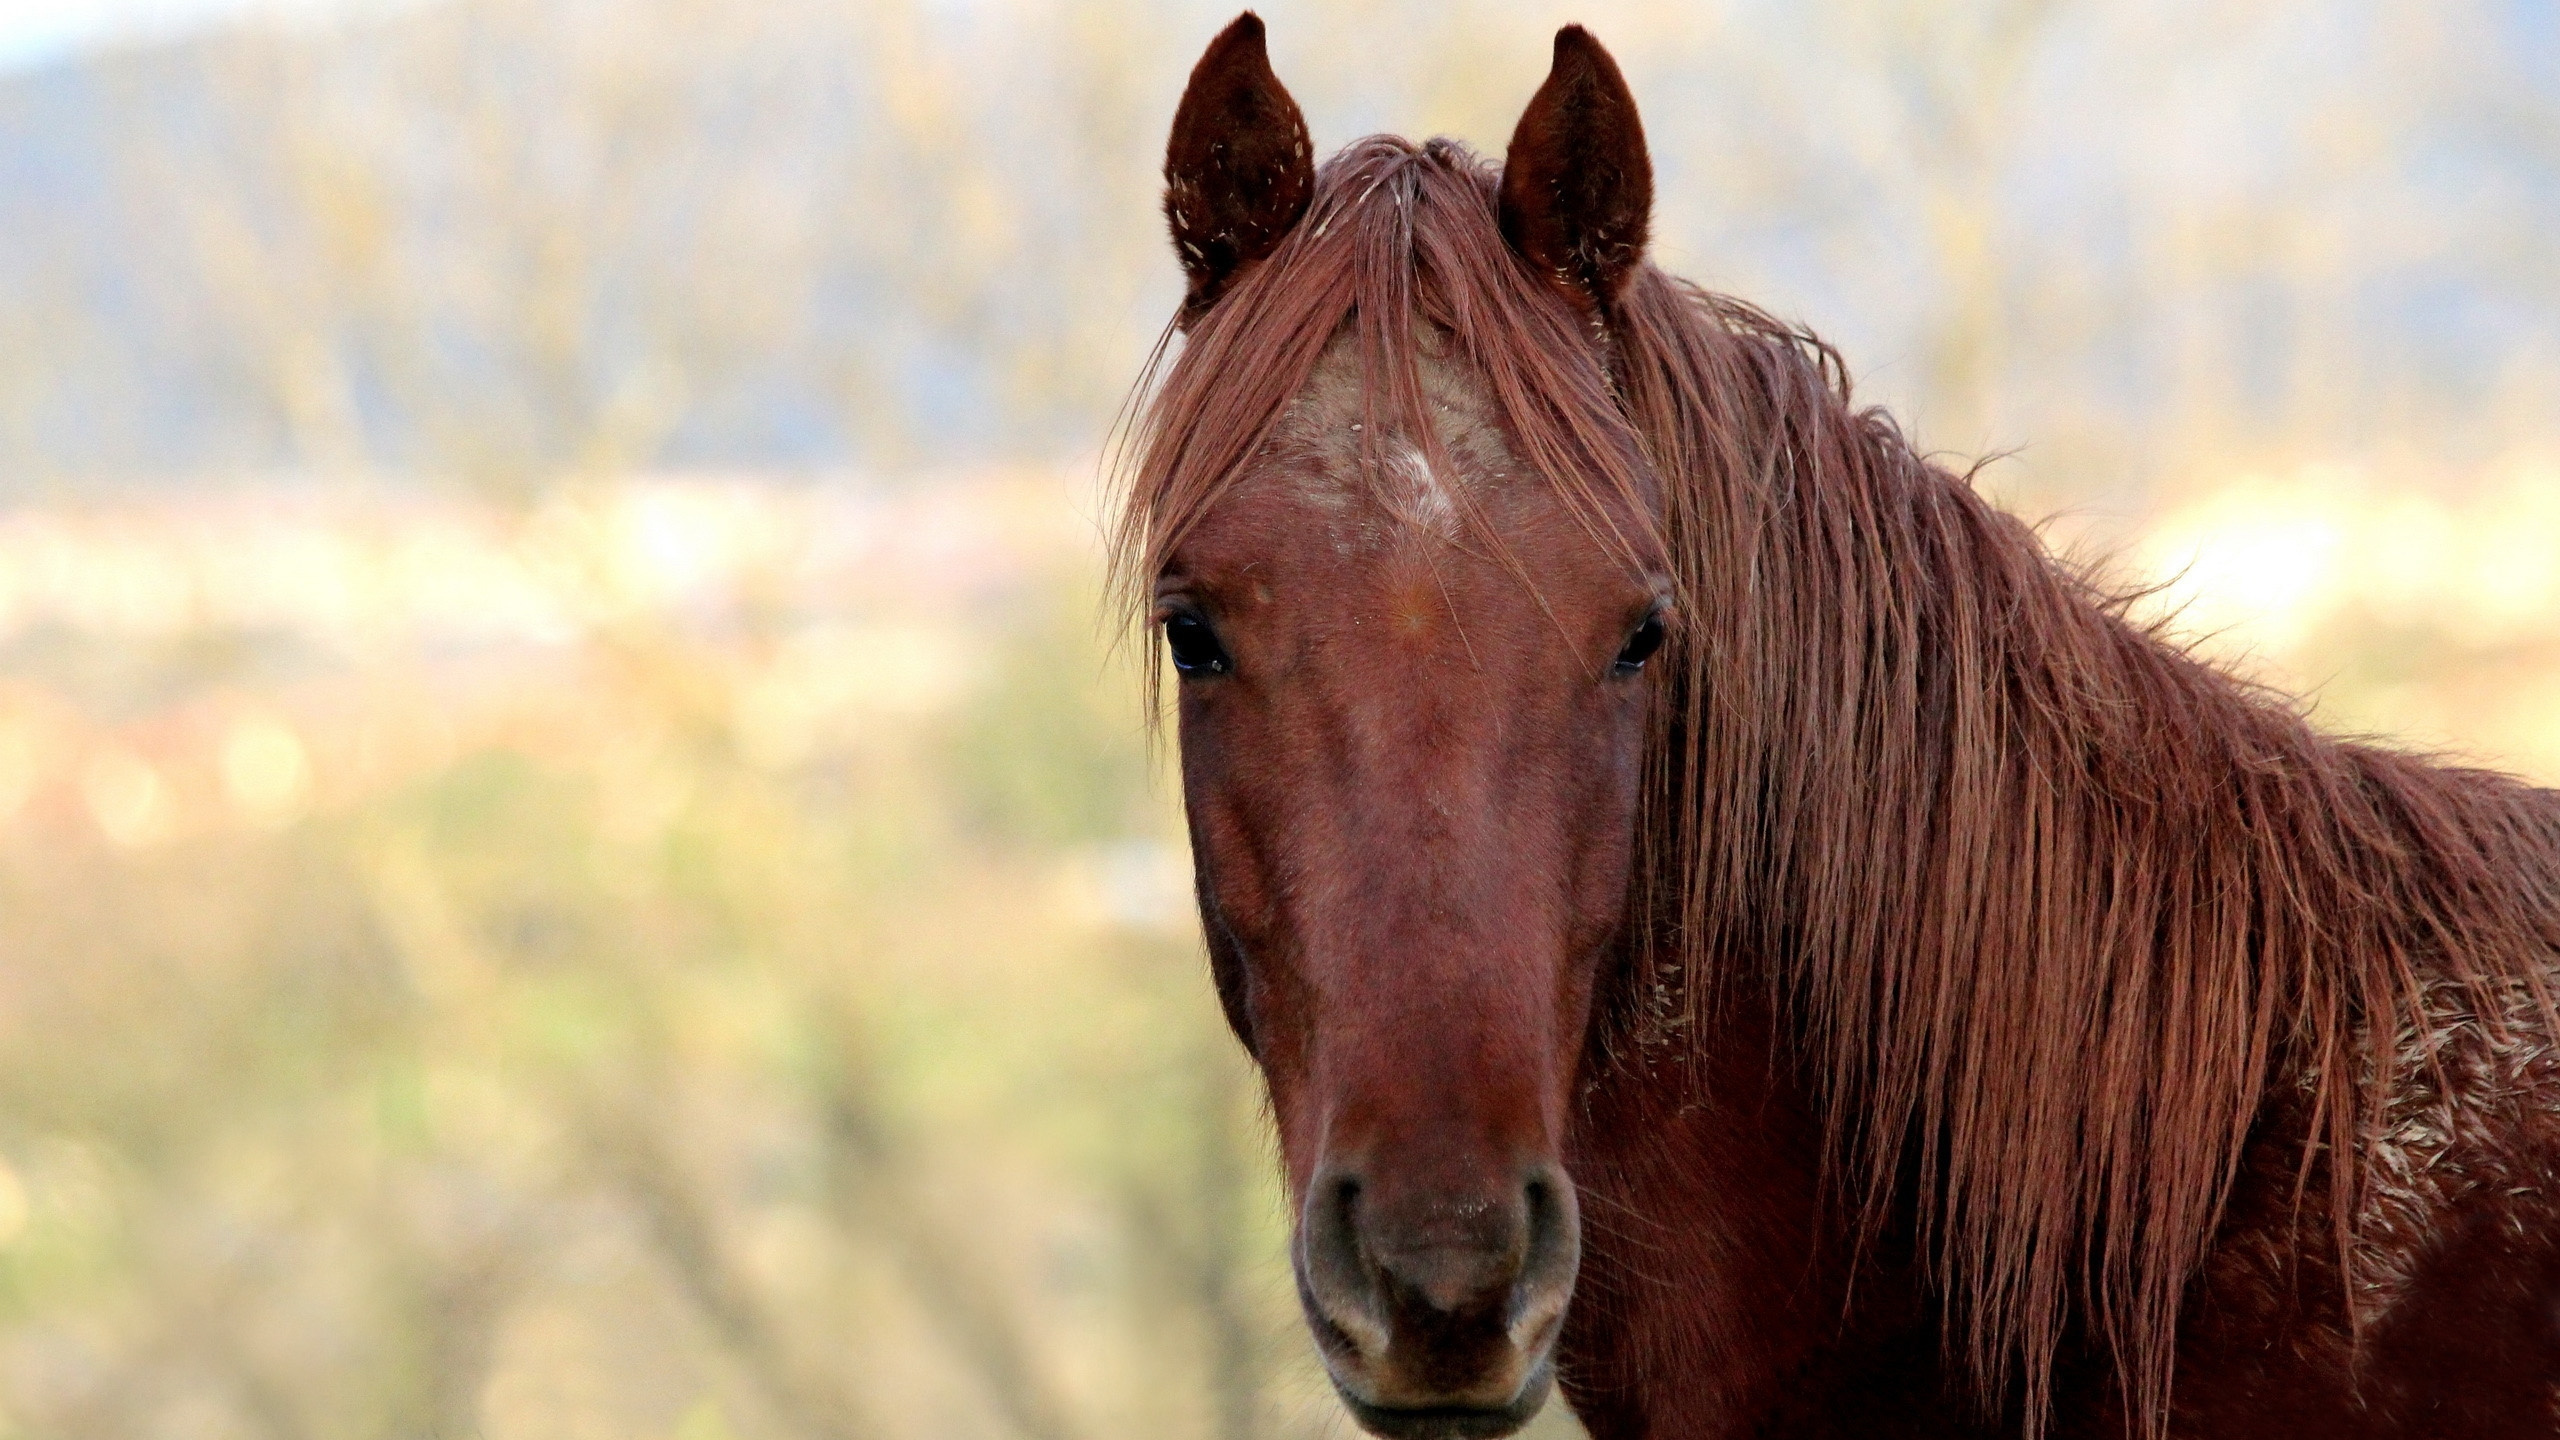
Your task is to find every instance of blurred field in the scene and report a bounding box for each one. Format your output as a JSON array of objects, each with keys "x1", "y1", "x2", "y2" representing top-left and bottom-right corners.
[
  {"x1": 0, "y1": 472, "x2": 1330, "y2": 1440},
  {"x1": 0, "y1": 0, "x2": 2554, "y2": 1437}
]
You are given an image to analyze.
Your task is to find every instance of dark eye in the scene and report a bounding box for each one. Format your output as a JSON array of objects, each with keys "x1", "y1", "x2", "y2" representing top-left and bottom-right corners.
[
  {"x1": 1613, "y1": 612, "x2": 1665, "y2": 675},
  {"x1": 1164, "y1": 611, "x2": 1232, "y2": 677}
]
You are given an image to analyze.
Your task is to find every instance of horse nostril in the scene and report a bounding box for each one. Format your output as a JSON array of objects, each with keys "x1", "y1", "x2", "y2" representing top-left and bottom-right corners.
[
  {"x1": 1510, "y1": 1169, "x2": 1581, "y2": 1348},
  {"x1": 1520, "y1": 1172, "x2": 1569, "y2": 1278},
  {"x1": 1301, "y1": 1170, "x2": 1391, "y2": 1357}
]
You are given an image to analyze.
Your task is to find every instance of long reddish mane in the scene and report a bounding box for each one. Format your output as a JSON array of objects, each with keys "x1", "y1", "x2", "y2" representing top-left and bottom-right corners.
[{"x1": 1111, "y1": 134, "x2": 2560, "y2": 1435}]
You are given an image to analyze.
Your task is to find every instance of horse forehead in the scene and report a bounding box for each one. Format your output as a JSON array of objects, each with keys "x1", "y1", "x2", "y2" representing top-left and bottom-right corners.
[
  {"x1": 1196, "y1": 480, "x2": 1509, "y2": 619},
  {"x1": 1186, "y1": 333, "x2": 1614, "y2": 602},
  {"x1": 1259, "y1": 332, "x2": 1523, "y2": 530},
  {"x1": 1209, "y1": 456, "x2": 1573, "y2": 608}
]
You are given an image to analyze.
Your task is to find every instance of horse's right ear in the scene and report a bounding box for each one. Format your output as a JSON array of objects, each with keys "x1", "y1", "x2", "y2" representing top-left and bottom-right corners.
[{"x1": 1163, "y1": 13, "x2": 1314, "y2": 324}]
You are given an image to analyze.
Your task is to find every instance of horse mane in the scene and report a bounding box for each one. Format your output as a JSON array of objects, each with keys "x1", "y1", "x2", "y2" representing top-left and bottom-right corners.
[{"x1": 1111, "y1": 135, "x2": 2560, "y2": 1437}]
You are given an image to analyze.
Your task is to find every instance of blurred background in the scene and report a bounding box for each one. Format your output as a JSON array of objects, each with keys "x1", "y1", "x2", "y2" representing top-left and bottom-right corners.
[{"x1": 0, "y1": 1, "x2": 2553, "y2": 1437}]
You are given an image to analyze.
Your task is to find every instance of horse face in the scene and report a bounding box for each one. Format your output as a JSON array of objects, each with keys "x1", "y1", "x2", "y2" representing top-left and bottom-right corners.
[
  {"x1": 1160, "y1": 334, "x2": 1662, "y2": 1436},
  {"x1": 1149, "y1": 17, "x2": 1663, "y2": 1435}
]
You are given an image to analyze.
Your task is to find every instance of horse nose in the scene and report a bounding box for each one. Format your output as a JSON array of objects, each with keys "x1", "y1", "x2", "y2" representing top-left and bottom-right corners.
[
  {"x1": 1367, "y1": 1182, "x2": 1532, "y2": 1317},
  {"x1": 1299, "y1": 1162, "x2": 1580, "y2": 1398}
]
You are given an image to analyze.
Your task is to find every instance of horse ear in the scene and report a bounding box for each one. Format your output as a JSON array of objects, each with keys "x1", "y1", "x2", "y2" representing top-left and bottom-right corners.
[
  {"x1": 1498, "y1": 26, "x2": 1653, "y2": 316},
  {"x1": 1164, "y1": 13, "x2": 1315, "y2": 323}
]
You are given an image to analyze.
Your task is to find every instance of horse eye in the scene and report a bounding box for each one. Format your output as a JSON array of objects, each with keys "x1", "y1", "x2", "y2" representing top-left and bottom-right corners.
[
  {"x1": 1613, "y1": 612, "x2": 1666, "y2": 674},
  {"x1": 1164, "y1": 612, "x2": 1232, "y2": 677}
]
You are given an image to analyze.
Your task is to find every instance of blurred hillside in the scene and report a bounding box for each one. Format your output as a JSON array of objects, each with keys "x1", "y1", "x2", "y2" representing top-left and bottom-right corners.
[
  {"x1": 0, "y1": 0, "x2": 2554, "y2": 494},
  {"x1": 0, "y1": 2, "x2": 2554, "y2": 1439}
]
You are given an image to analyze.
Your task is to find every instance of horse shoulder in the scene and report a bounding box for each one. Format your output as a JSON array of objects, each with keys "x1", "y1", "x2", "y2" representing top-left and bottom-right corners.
[{"x1": 2171, "y1": 953, "x2": 2560, "y2": 1437}]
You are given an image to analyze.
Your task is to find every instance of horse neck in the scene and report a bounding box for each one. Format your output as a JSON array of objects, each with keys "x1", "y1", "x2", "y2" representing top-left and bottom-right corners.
[{"x1": 1596, "y1": 286, "x2": 2560, "y2": 1432}]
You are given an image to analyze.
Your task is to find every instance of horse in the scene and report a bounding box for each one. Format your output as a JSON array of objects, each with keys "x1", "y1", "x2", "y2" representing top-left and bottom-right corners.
[{"x1": 1113, "y1": 15, "x2": 2560, "y2": 1438}]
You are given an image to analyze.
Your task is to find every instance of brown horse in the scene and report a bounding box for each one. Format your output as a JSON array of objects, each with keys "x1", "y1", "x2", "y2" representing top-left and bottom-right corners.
[{"x1": 1115, "y1": 15, "x2": 2560, "y2": 1438}]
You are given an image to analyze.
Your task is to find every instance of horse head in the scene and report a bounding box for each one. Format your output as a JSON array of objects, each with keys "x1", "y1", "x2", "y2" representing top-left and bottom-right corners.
[{"x1": 1136, "y1": 17, "x2": 1665, "y2": 1435}]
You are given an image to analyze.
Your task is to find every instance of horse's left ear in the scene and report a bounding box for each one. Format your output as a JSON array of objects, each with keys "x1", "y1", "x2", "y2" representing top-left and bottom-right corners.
[
  {"x1": 1164, "y1": 13, "x2": 1315, "y2": 324},
  {"x1": 1498, "y1": 26, "x2": 1652, "y2": 317}
]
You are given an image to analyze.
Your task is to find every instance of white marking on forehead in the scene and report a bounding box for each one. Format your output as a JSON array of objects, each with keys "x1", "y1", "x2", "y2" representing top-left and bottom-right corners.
[
  {"x1": 1389, "y1": 441, "x2": 1458, "y2": 535},
  {"x1": 1259, "y1": 329, "x2": 1516, "y2": 545}
]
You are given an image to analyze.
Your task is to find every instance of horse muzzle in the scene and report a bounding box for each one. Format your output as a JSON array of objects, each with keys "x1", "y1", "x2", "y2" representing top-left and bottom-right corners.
[{"x1": 1295, "y1": 1161, "x2": 1581, "y2": 1438}]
